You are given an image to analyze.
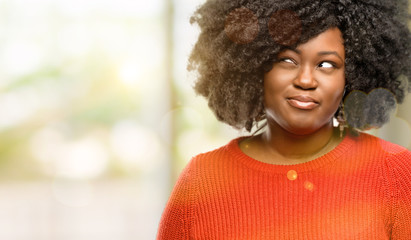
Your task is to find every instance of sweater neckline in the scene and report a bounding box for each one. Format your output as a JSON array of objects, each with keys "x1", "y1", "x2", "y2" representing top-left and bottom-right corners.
[{"x1": 226, "y1": 133, "x2": 356, "y2": 174}]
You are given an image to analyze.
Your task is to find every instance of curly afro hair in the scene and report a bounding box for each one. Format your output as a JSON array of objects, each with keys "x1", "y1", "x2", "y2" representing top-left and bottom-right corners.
[{"x1": 188, "y1": 0, "x2": 411, "y2": 132}]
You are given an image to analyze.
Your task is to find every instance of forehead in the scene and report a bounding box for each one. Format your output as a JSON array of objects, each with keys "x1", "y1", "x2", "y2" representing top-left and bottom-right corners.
[{"x1": 295, "y1": 27, "x2": 345, "y2": 57}]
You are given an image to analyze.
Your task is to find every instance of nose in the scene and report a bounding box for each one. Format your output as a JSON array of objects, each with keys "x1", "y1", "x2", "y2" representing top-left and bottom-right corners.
[{"x1": 293, "y1": 66, "x2": 318, "y2": 90}]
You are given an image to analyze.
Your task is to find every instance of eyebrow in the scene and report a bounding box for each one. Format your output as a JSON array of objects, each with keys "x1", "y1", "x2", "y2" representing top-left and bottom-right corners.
[{"x1": 317, "y1": 51, "x2": 344, "y2": 61}]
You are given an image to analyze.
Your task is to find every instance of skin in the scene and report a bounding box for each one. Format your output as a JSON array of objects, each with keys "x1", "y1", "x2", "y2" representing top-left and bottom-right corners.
[{"x1": 240, "y1": 27, "x2": 346, "y2": 165}]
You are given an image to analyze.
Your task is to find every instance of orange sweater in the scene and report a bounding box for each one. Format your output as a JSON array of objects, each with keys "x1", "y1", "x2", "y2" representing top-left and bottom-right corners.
[{"x1": 157, "y1": 133, "x2": 411, "y2": 239}]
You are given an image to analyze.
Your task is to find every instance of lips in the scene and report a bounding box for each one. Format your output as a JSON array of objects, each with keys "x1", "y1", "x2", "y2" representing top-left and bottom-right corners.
[{"x1": 287, "y1": 95, "x2": 319, "y2": 110}]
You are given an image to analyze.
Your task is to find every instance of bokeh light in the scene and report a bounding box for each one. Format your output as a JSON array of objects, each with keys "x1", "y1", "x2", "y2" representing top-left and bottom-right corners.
[
  {"x1": 110, "y1": 120, "x2": 163, "y2": 171},
  {"x1": 287, "y1": 170, "x2": 298, "y2": 181},
  {"x1": 304, "y1": 181, "x2": 314, "y2": 191},
  {"x1": 56, "y1": 137, "x2": 109, "y2": 179},
  {"x1": 224, "y1": 7, "x2": 259, "y2": 44},
  {"x1": 52, "y1": 178, "x2": 95, "y2": 208}
]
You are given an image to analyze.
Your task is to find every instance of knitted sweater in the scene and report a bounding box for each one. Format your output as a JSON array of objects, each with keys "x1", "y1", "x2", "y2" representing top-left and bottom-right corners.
[{"x1": 157, "y1": 133, "x2": 411, "y2": 239}]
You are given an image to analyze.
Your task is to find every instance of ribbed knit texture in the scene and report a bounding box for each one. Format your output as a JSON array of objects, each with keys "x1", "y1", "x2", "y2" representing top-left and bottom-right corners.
[{"x1": 157, "y1": 133, "x2": 411, "y2": 239}]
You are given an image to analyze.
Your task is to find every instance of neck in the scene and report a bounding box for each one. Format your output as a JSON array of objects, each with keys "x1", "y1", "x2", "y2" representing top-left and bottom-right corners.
[{"x1": 261, "y1": 121, "x2": 337, "y2": 161}]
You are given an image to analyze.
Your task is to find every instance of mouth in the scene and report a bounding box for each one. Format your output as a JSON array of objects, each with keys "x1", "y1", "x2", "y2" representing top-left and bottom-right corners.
[{"x1": 287, "y1": 95, "x2": 319, "y2": 110}]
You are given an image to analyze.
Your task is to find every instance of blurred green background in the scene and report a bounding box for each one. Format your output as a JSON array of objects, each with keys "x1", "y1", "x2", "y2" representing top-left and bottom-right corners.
[{"x1": 0, "y1": 0, "x2": 409, "y2": 239}]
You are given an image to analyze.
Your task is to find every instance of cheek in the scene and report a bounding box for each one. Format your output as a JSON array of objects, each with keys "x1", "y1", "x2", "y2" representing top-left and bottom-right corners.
[
  {"x1": 328, "y1": 86, "x2": 344, "y2": 102},
  {"x1": 263, "y1": 81, "x2": 284, "y2": 108},
  {"x1": 323, "y1": 73, "x2": 345, "y2": 99},
  {"x1": 263, "y1": 69, "x2": 292, "y2": 96},
  {"x1": 323, "y1": 79, "x2": 345, "y2": 113}
]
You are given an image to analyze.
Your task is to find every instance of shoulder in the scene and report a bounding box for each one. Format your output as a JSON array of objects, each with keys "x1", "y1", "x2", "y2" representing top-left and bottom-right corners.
[
  {"x1": 176, "y1": 137, "x2": 249, "y2": 186},
  {"x1": 344, "y1": 132, "x2": 411, "y2": 171},
  {"x1": 380, "y1": 138, "x2": 411, "y2": 181},
  {"x1": 362, "y1": 132, "x2": 411, "y2": 161},
  {"x1": 352, "y1": 132, "x2": 410, "y2": 155},
  {"x1": 189, "y1": 137, "x2": 242, "y2": 168},
  {"x1": 358, "y1": 132, "x2": 411, "y2": 181},
  {"x1": 163, "y1": 137, "x2": 242, "y2": 207}
]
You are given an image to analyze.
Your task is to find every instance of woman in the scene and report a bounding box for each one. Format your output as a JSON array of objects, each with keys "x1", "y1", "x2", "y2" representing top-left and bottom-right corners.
[{"x1": 158, "y1": 0, "x2": 411, "y2": 239}]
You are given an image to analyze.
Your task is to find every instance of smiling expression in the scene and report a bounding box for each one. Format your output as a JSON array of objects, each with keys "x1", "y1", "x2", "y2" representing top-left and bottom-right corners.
[{"x1": 264, "y1": 27, "x2": 346, "y2": 135}]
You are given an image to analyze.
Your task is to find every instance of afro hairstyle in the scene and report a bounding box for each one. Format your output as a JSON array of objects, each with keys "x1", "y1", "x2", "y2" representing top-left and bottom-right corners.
[{"x1": 188, "y1": 0, "x2": 411, "y2": 132}]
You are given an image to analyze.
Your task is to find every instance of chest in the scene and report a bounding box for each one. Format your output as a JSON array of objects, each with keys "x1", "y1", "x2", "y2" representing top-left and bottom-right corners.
[{"x1": 192, "y1": 171, "x2": 390, "y2": 239}]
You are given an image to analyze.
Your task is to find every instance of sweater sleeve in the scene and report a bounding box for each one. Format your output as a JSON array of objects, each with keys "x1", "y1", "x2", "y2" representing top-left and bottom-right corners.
[
  {"x1": 157, "y1": 159, "x2": 196, "y2": 240},
  {"x1": 389, "y1": 149, "x2": 411, "y2": 239}
]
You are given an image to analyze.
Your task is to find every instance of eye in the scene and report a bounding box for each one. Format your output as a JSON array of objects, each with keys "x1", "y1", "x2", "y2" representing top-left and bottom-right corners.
[
  {"x1": 318, "y1": 61, "x2": 334, "y2": 68},
  {"x1": 279, "y1": 58, "x2": 296, "y2": 65}
]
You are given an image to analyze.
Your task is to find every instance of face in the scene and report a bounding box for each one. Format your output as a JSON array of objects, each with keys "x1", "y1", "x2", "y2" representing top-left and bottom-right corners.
[{"x1": 264, "y1": 27, "x2": 345, "y2": 135}]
